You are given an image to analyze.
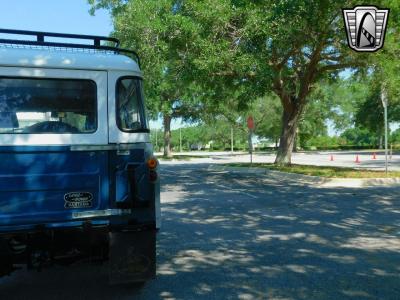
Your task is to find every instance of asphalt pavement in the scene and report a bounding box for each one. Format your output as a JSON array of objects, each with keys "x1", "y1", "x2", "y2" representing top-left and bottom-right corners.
[
  {"x1": 158, "y1": 150, "x2": 400, "y2": 171},
  {"x1": 1, "y1": 163, "x2": 400, "y2": 299}
]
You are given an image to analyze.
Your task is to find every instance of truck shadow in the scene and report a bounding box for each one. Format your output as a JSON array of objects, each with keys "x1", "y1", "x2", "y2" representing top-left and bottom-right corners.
[{"x1": 1, "y1": 163, "x2": 400, "y2": 299}]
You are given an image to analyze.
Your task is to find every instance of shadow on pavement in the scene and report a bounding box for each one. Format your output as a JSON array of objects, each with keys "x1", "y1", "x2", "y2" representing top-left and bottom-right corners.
[{"x1": 1, "y1": 163, "x2": 400, "y2": 299}]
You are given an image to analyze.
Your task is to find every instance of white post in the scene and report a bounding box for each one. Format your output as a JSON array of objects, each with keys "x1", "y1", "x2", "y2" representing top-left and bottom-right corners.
[
  {"x1": 231, "y1": 127, "x2": 234, "y2": 154},
  {"x1": 179, "y1": 128, "x2": 182, "y2": 153},
  {"x1": 385, "y1": 105, "x2": 388, "y2": 175},
  {"x1": 381, "y1": 88, "x2": 388, "y2": 176},
  {"x1": 248, "y1": 130, "x2": 253, "y2": 165}
]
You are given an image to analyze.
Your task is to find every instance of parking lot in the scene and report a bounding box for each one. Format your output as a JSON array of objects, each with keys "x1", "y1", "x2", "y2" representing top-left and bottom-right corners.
[
  {"x1": 159, "y1": 150, "x2": 400, "y2": 172},
  {"x1": 1, "y1": 162, "x2": 400, "y2": 299}
]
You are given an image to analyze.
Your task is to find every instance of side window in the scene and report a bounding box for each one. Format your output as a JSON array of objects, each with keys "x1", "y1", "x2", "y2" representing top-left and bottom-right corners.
[
  {"x1": 116, "y1": 77, "x2": 146, "y2": 132},
  {"x1": 0, "y1": 77, "x2": 97, "y2": 134}
]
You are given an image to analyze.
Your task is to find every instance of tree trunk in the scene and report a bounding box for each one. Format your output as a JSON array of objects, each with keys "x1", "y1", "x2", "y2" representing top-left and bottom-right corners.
[
  {"x1": 293, "y1": 131, "x2": 298, "y2": 153},
  {"x1": 275, "y1": 108, "x2": 302, "y2": 165},
  {"x1": 163, "y1": 115, "x2": 172, "y2": 158}
]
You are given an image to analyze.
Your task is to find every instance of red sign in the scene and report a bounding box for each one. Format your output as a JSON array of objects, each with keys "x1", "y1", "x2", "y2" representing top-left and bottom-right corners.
[{"x1": 247, "y1": 116, "x2": 254, "y2": 130}]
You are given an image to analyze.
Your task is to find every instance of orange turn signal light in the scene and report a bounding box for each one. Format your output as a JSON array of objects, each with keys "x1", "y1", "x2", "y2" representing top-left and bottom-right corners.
[{"x1": 147, "y1": 157, "x2": 158, "y2": 169}]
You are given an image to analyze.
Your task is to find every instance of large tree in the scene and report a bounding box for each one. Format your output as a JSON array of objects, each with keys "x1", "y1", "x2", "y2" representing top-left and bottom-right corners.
[
  {"x1": 89, "y1": 0, "x2": 202, "y2": 157},
  {"x1": 180, "y1": 0, "x2": 371, "y2": 165}
]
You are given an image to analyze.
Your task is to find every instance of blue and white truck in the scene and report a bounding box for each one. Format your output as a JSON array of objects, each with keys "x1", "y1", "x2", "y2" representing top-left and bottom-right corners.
[{"x1": 0, "y1": 29, "x2": 160, "y2": 284}]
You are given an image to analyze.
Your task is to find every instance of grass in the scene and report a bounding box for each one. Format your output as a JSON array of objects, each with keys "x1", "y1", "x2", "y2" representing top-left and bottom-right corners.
[{"x1": 224, "y1": 163, "x2": 400, "y2": 178}]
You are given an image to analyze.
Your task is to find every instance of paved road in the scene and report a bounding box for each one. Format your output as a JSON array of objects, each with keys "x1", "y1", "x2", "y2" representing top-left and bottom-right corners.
[
  {"x1": 158, "y1": 150, "x2": 400, "y2": 171},
  {"x1": 1, "y1": 163, "x2": 400, "y2": 299}
]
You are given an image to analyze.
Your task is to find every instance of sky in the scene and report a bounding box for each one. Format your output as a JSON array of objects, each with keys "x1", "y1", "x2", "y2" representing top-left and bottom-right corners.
[
  {"x1": 0, "y1": 1, "x2": 112, "y2": 36},
  {"x1": 0, "y1": 0, "x2": 178, "y2": 130}
]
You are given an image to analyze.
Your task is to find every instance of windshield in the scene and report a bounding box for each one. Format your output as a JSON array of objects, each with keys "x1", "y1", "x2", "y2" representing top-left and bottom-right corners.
[{"x1": 0, "y1": 77, "x2": 97, "y2": 134}]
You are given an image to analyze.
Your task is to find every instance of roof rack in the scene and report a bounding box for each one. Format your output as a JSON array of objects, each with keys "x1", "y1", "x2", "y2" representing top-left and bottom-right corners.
[{"x1": 0, "y1": 28, "x2": 140, "y2": 67}]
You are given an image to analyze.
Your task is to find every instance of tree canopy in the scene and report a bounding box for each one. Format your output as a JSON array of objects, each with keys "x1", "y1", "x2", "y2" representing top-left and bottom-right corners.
[{"x1": 89, "y1": 0, "x2": 400, "y2": 161}]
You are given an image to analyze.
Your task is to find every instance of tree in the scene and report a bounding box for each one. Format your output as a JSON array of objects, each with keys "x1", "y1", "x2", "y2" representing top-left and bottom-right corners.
[
  {"x1": 176, "y1": 0, "x2": 369, "y2": 165},
  {"x1": 170, "y1": 125, "x2": 210, "y2": 151},
  {"x1": 355, "y1": 81, "x2": 385, "y2": 147},
  {"x1": 250, "y1": 96, "x2": 282, "y2": 147},
  {"x1": 89, "y1": 0, "x2": 202, "y2": 158},
  {"x1": 354, "y1": 0, "x2": 400, "y2": 144},
  {"x1": 245, "y1": 1, "x2": 372, "y2": 164},
  {"x1": 298, "y1": 100, "x2": 329, "y2": 150},
  {"x1": 341, "y1": 127, "x2": 378, "y2": 147},
  {"x1": 295, "y1": 77, "x2": 370, "y2": 148},
  {"x1": 390, "y1": 128, "x2": 400, "y2": 145}
]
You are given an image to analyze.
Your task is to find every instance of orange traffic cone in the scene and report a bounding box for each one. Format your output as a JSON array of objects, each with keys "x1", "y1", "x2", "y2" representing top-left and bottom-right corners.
[
  {"x1": 330, "y1": 155, "x2": 334, "y2": 161},
  {"x1": 372, "y1": 152, "x2": 376, "y2": 159},
  {"x1": 355, "y1": 155, "x2": 360, "y2": 163}
]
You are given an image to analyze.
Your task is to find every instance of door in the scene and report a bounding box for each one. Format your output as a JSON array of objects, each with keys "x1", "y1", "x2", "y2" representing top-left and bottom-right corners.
[{"x1": 0, "y1": 67, "x2": 109, "y2": 228}]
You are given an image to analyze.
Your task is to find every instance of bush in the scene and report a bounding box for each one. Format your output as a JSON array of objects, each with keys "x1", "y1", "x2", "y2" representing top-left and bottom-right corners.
[
  {"x1": 340, "y1": 127, "x2": 379, "y2": 147},
  {"x1": 304, "y1": 135, "x2": 345, "y2": 150}
]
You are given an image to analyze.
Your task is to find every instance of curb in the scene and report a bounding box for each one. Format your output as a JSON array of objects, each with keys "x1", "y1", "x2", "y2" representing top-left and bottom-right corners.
[{"x1": 207, "y1": 165, "x2": 400, "y2": 188}]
